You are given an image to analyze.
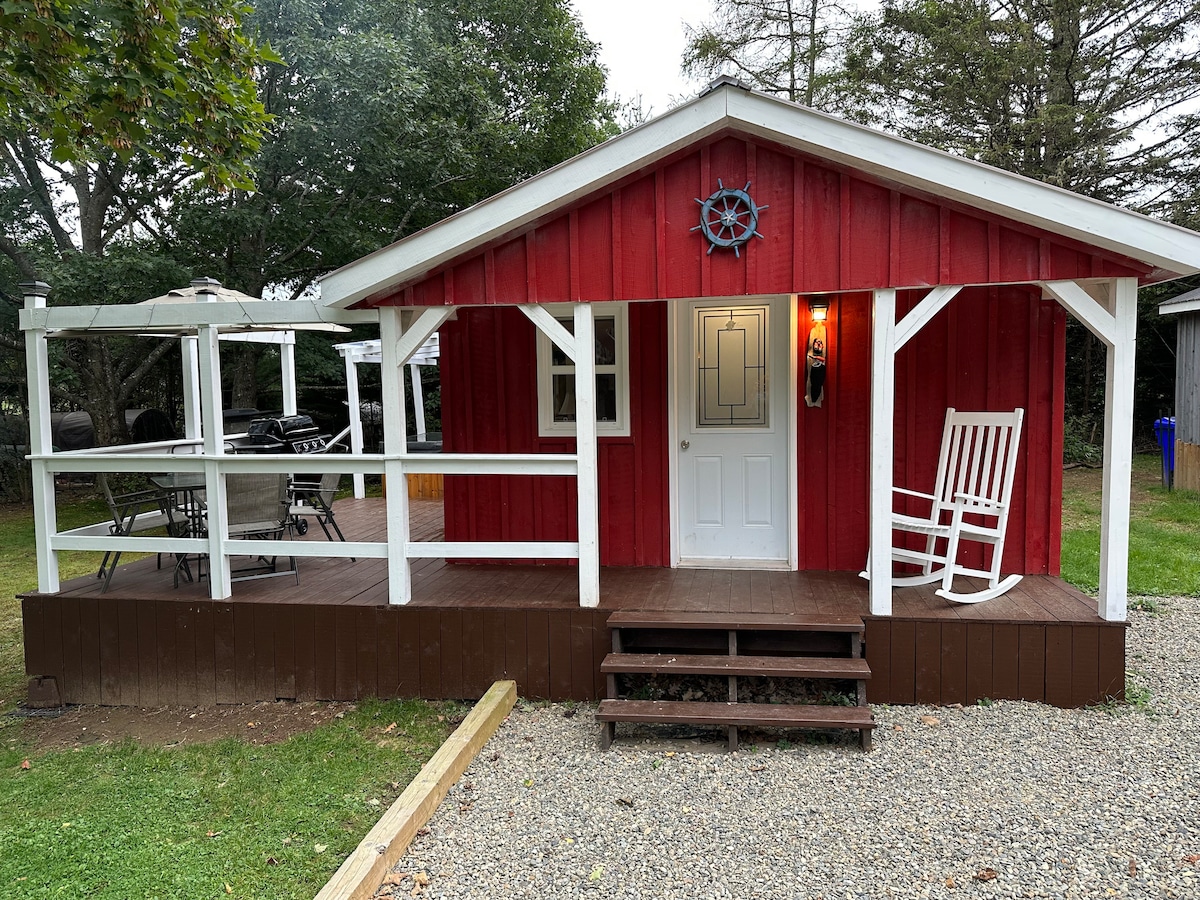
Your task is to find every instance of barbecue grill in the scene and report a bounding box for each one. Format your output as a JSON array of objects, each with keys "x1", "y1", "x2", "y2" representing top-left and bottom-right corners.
[{"x1": 242, "y1": 414, "x2": 330, "y2": 454}]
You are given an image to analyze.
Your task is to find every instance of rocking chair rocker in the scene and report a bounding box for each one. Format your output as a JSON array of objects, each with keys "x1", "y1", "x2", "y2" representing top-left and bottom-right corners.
[{"x1": 861, "y1": 408, "x2": 1025, "y2": 604}]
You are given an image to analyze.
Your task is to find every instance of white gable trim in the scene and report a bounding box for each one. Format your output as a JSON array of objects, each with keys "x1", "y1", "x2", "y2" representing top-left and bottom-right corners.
[{"x1": 318, "y1": 84, "x2": 1200, "y2": 310}]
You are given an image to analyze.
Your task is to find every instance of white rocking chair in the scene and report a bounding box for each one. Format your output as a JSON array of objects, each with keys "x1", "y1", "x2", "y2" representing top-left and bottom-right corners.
[{"x1": 861, "y1": 408, "x2": 1025, "y2": 604}]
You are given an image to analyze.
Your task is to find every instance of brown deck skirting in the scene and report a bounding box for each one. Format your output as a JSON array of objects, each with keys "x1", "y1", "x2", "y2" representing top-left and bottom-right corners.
[{"x1": 20, "y1": 499, "x2": 1125, "y2": 708}]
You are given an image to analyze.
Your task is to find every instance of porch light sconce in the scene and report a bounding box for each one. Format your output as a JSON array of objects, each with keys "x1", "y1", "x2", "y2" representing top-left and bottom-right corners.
[{"x1": 809, "y1": 297, "x2": 829, "y2": 322}]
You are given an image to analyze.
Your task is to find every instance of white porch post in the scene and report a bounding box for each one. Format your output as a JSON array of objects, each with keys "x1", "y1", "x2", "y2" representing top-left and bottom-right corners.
[
  {"x1": 1040, "y1": 278, "x2": 1135, "y2": 622},
  {"x1": 22, "y1": 282, "x2": 59, "y2": 594},
  {"x1": 344, "y1": 351, "x2": 365, "y2": 499},
  {"x1": 868, "y1": 288, "x2": 897, "y2": 616},
  {"x1": 380, "y1": 308, "x2": 411, "y2": 605},
  {"x1": 181, "y1": 336, "x2": 202, "y2": 441},
  {"x1": 1099, "y1": 278, "x2": 1138, "y2": 621},
  {"x1": 195, "y1": 294, "x2": 232, "y2": 598},
  {"x1": 280, "y1": 335, "x2": 298, "y2": 416},
  {"x1": 574, "y1": 302, "x2": 600, "y2": 608}
]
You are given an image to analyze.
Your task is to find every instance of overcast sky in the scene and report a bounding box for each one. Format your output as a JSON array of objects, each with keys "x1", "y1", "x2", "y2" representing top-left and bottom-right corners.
[{"x1": 570, "y1": 0, "x2": 714, "y2": 116}]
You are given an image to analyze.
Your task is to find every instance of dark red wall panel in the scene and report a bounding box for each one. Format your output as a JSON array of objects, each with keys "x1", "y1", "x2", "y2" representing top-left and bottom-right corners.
[{"x1": 442, "y1": 302, "x2": 669, "y2": 566}]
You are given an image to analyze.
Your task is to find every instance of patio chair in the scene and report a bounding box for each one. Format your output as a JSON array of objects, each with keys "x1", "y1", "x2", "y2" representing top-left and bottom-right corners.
[
  {"x1": 226, "y1": 472, "x2": 298, "y2": 582},
  {"x1": 97, "y1": 474, "x2": 181, "y2": 593},
  {"x1": 288, "y1": 472, "x2": 347, "y2": 543},
  {"x1": 180, "y1": 473, "x2": 298, "y2": 585},
  {"x1": 861, "y1": 408, "x2": 1025, "y2": 604}
]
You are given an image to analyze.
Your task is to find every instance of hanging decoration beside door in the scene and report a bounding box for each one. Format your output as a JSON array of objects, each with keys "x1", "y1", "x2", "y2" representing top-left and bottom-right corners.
[{"x1": 805, "y1": 322, "x2": 828, "y2": 408}]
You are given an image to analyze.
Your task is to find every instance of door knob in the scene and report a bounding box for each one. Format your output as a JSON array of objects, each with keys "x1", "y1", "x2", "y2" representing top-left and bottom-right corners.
[{"x1": 680, "y1": 440, "x2": 690, "y2": 449}]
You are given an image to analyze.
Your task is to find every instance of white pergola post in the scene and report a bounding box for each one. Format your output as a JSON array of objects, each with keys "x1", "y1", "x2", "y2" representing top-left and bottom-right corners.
[
  {"x1": 868, "y1": 288, "x2": 897, "y2": 616},
  {"x1": 573, "y1": 303, "x2": 600, "y2": 608},
  {"x1": 1040, "y1": 277, "x2": 1136, "y2": 621},
  {"x1": 410, "y1": 363, "x2": 427, "y2": 439},
  {"x1": 280, "y1": 335, "x2": 298, "y2": 416},
  {"x1": 22, "y1": 282, "x2": 59, "y2": 594},
  {"x1": 344, "y1": 351, "x2": 365, "y2": 498},
  {"x1": 181, "y1": 335, "x2": 202, "y2": 441},
  {"x1": 193, "y1": 279, "x2": 232, "y2": 597}
]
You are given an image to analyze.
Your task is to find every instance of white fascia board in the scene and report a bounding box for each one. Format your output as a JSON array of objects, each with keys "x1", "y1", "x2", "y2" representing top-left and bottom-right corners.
[
  {"x1": 1159, "y1": 286, "x2": 1200, "y2": 316},
  {"x1": 20, "y1": 298, "x2": 377, "y2": 333},
  {"x1": 318, "y1": 92, "x2": 733, "y2": 309},
  {"x1": 725, "y1": 91, "x2": 1200, "y2": 278}
]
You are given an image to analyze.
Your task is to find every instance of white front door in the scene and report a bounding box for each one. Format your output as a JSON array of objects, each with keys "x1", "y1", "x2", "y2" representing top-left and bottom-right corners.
[{"x1": 676, "y1": 297, "x2": 791, "y2": 567}]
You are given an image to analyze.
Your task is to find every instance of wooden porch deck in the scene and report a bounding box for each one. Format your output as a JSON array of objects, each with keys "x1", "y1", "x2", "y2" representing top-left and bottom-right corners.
[{"x1": 21, "y1": 498, "x2": 1124, "y2": 709}]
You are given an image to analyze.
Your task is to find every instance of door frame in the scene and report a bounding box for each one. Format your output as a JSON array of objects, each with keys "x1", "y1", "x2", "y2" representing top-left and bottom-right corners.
[{"x1": 667, "y1": 294, "x2": 799, "y2": 570}]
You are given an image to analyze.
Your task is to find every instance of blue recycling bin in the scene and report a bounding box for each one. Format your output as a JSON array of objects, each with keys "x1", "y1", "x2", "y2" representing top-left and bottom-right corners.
[{"x1": 1153, "y1": 416, "x2": 1176, "y2": 489}]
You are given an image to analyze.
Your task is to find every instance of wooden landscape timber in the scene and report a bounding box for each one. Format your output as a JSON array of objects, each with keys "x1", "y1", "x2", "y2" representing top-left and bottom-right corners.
[{"x1": 314, "y1": 679, "x2": 516, "y2": 900}]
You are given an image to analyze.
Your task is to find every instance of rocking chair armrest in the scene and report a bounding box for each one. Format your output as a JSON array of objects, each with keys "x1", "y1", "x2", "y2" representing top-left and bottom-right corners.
[
  {"x1": 892, "y1": 487, "x2": 937, "y2": 502},
  {"x1": 951, "y1": 491, "x2": 1005, "y2": 512}
]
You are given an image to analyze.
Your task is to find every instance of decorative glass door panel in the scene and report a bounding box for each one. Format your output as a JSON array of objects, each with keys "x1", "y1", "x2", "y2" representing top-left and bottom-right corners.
[
  {"x1": 696, "y1": 306, "x2": 769, "y2": 427},
  {"x1": 677, "y1": 298, "x2": 790, "y2": 567}
]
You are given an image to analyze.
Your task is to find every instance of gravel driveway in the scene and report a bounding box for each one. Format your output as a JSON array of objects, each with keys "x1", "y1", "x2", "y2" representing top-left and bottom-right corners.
[{"x1": 378, "y1": 598, "x2": 1200, "y2": 899}]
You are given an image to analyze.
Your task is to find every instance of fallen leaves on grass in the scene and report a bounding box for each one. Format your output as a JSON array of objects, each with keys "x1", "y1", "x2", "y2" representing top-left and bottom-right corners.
[{"x1": 20, "y1": 759, "x2": 30, "y2": 770}]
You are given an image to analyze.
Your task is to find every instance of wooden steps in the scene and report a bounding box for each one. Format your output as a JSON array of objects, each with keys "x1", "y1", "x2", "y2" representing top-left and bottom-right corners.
[
  {"x1": 597, "y1": 611, "x2": 874, "y2": 752},
  {"x1": 601, "y1": 653, "x2": 871, "y2": 680},
  {"x1": 604, "y1": 610, "x2": 865, "y2": 632},
  {"x1": 597, "y1": 700, "x2": 876, "y2": 731}
]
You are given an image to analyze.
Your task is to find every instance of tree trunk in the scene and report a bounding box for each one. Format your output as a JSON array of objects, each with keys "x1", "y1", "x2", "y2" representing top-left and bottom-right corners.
[{"x1": 227, "y1": 343, "x2": 262, "y2": 409}]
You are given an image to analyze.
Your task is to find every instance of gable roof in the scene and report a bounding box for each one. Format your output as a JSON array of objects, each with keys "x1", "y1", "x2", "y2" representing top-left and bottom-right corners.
[{"x1": 319, "y1": 79, "x2": 1200, "y2": 309}]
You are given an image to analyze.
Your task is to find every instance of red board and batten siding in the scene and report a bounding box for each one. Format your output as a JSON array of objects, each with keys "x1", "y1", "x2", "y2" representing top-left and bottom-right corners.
[
  {"x1": 383, "y1": 134, "x2": 1147, "y2": 309},
  {"x1": 440, "y1": 285, "x2": 1065, "y2": 574},
  {"x1": 423, "y1": 133, "x2": 1091, "y2": 572}
]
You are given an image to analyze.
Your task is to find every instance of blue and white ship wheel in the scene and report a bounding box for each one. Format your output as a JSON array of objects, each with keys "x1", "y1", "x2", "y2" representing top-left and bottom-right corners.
[{"x1": 692, "y1": 179, "x2": 768, "y2": 258}]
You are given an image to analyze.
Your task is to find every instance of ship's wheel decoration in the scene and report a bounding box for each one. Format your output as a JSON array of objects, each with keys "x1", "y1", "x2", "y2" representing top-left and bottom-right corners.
[{"x1": 691, "y1": 179, "x2": 768, "y2": 257}]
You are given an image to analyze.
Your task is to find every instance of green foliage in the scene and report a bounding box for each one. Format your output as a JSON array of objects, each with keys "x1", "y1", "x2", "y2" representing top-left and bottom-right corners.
[
  {"x1": 842, "y1": 0, "x2": 1200, "y2": 208},
  {"x1": 1062, "y1": 416, "x2": 1102, "y2": 465},
  {"x1": 0, "y1": 0, "x2": 277, "y2": 189},
  {"x1": 683, "y1": 0, "x2": 853, "y2": 108},
  {"x1": 0, "y1": 699, "x2": 449, "y2": 900},
  {"x1": 168, "y1": 0, "x2": 613, "y2": 299},
  {"x1": 1060, "y1": 455, "x2": 1200, "y2": 596}
]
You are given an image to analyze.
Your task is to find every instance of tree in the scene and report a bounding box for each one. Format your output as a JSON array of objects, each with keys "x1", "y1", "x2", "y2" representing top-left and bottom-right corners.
[
  {"x1": 842, "y1": 0, "x2": 1200, "y2": 208},
  {"x1": 682, "y1": 0, "x2": 854, "y2": 108},
  {"x1": 0, "y1": 0, "x2": 277, "y2": 444},
  {"x1": 840, "y1": 0, "x2": 1200, "y2": 442},
  {"x1": 0, "y1": 0, "x2": 274, "y2": 190},
  {"x1": 166, "y1": 0, "x2": 612, "y2": 408}
]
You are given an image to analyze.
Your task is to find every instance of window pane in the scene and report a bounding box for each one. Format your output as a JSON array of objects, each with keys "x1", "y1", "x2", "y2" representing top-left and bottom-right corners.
[
  {"x1": 552, "y1": 374, "x2": 576, "y2": 422},
  {"x1": 696, "y1": 306, "x2": 769, "y2": 427},
  {"x1": 596, "y1": 373, "x2": 617, "y2": 422},
  {"x1": 550, "y1": 315, "x2": 617, "y2": 366},
  {"x1": 595, "y1": 317, "x2": 616, "y2": 365},
  {"x1": 550, "y1": 373, "x2": 618, "y2": 424}
]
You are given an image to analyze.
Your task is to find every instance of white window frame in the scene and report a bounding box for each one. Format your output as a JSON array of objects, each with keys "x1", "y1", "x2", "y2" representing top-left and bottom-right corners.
[{"x1": 536, "y1": 302, "x2": 630, "y2": 437}]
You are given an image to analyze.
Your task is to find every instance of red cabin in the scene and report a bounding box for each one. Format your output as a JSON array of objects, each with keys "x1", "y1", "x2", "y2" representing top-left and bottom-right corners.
[{"x1": 21, "y1": 81, "x2": 1200, "y2": 716}]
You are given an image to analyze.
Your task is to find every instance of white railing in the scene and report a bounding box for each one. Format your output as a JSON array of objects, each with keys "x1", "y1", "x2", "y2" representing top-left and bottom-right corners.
[{"x1": 30, "y1": 448, "x2": 580, "y2": 602}]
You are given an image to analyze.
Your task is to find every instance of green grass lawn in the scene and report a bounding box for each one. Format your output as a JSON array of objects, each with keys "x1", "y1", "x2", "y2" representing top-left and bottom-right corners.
[
  {"x1": 1060, "y1": 453, "x2": 1200, "y2": 596},
  {"x1": 0, "y1": 489, "x2": 450, "y2": 899},
  {"x1": 0, "y1": 699, "x2": 448, "y2": 899}
]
